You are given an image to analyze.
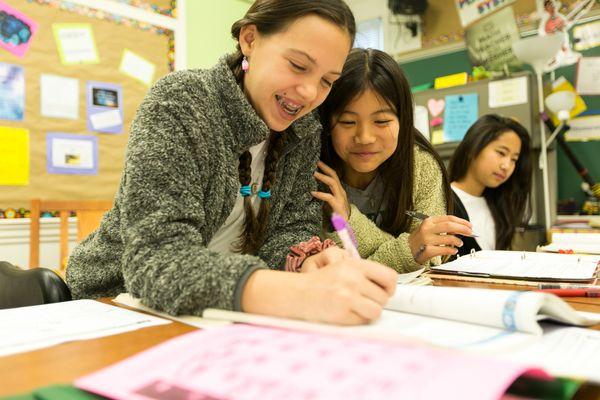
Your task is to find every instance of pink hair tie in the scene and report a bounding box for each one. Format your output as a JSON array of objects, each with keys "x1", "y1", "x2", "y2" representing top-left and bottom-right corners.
[{"x1": 285, "y1": 236, "x2": 337, "y2": 272}]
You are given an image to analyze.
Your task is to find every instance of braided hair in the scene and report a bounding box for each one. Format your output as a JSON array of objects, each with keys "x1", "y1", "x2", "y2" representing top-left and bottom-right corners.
[
  {"x1": 235, "y1": 132, "x2": 285, "y2": 254},
  {"x1": 227, "y1": 0, "x2": 356, "y2": 253}
]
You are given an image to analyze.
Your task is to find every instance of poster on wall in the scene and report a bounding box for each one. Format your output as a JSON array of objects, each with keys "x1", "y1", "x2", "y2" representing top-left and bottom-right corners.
[
  {"x1": 0, "y1": 126, "x2": 29, "y2": 185},
  {"x1": 573, "y1": 21, "x2": 600, "y2": 51},
  {"x1": 40, "y1": 74, "x2": 79, "y2": 119},
  {"x1": 443, "y1": 94, "x2": 478, "y2": 142},
  {"x1": 464, "y1": 6, "x2": 520, "y2": 72},
  {"x1": 119, "y1": 49, "x2": 155, "y2": 86},
  {"x1": 0, "y1": 62, "x2": 24, "y2": 121},
  {"x1": 52, "y1": 23, "x2": 99, "y2": 65},
  {"x1": 46, "y1": 132, "x2": 98, "y2": 175},
  {"x1": 87, "y1": 81, "x2": 123, "y2": 134},
  {"x1": 0, "y1": 1, "x2": 38, "y2": 58},
  {"x1": 455, "y1": 0, "x2": 516, "y2": 28}
]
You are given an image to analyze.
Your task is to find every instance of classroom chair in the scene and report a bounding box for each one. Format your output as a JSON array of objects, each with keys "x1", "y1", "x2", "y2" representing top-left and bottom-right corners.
[
  {"x1": 0, "y1": 261, "x2": 71, "y2": 309},
  {"x1": 29, "y1": 199, "x2": 113, "y2": 270}
]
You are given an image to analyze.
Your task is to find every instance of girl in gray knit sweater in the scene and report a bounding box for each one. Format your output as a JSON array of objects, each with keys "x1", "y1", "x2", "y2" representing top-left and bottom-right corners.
[{"x1": 66, "y1": 0, "x2": 397, "y2": 325}]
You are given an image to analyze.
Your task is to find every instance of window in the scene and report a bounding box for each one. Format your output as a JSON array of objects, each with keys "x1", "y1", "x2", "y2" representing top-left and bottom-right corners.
[{"x1": 354, "y1": 18, "x2": 384, "y2": 50}]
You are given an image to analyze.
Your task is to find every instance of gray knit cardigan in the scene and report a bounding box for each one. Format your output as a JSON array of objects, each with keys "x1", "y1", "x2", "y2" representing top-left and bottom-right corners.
[{"x1": 66, "y1": 57, "x2": 323, "y2": 316}]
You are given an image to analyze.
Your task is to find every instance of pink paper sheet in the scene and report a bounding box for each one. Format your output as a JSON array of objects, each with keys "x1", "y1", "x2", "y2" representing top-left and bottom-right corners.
[
  {"x1": 0, "y1": 2, "x2": 38, "y2": 58},
  {"x1": 76, "y1": 324, "x2": 546, "y2": 400}
]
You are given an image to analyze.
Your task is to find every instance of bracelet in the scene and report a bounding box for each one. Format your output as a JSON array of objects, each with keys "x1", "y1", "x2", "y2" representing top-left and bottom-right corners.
[
  {"x1": 285, "y1": 236, "x2": 337, "y2": 272},
  {"x1": 414, "y1": 244, "x2": 426, "y2": 263}
]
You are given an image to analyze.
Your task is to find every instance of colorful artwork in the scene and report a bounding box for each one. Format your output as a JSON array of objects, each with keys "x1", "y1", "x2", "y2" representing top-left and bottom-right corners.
[
  {"x1": 0, "y1": 62, "x2": 24, "y2": 121},
  {"x1": 0, "y1": 1, "x2": 38, "y2": 58}
]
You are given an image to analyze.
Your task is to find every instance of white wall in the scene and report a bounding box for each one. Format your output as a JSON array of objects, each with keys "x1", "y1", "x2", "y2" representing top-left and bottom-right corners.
[
  {"x1": 0, "y1": 218, "x2": 77, "y2": 269},
  {"x1": 347, "y1": 0, "x2": 422, "y2": 56}
]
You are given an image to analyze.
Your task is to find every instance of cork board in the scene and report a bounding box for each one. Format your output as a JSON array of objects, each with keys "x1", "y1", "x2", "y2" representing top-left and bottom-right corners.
[
  {"x1": 422, "y1": 0, "x2": 585, "y2": 49},
  {"x1": 0, "y1": 0, "x2": 172, "y2": 208}
]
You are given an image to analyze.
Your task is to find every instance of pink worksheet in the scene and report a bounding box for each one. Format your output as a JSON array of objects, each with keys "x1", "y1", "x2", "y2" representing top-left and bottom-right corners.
[{"x1": 76, "y1": 324, "x2": 547, "y2": 400}]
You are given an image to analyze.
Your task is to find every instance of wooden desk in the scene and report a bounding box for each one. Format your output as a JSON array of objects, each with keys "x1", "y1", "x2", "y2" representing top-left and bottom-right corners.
[
  {"x1": 1, "y1": 288, "x2": 600, "y2": 397},
  {"x1": 0, "y1": 301, "x2": 196, "y2": 397}
]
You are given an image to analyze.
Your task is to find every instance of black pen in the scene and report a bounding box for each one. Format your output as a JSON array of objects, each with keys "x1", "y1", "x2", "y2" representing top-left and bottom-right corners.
[{"x1": 405, "y1": 210, "x2": 479, "y2": 237}]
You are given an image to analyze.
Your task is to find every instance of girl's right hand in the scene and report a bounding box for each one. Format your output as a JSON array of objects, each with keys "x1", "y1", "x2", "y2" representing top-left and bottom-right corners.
[
  {"x1": 300, "y1": 253, "x2": 398, "y2": 325},
  {"x1": 407, "y1": 215, "x2": 473, "y2": 264}
]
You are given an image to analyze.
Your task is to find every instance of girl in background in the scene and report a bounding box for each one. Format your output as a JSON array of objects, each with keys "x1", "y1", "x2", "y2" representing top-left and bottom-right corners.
[
  {"x1": 314, "y1": 48, "x2": 473, "y2": 273},
  {"x1": 67, "y1": 0, "x2": 397, "y2": 326},
  {"x1": 449, "y1": 114, "x2": 532, "y2": 256}
]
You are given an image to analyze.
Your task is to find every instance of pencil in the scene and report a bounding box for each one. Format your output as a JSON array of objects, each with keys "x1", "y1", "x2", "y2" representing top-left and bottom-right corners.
[{"x1": 405, "y1": 211, "x2": 480, "y2": 237}]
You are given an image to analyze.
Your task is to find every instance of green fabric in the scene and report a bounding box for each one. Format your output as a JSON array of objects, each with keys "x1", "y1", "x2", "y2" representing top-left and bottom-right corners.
[
  {"x1": 344, "y1": 146, "x2": 447, "y2": 273},
  {"x1": 505, "y1": 376, "x2": 582, "y2": 400},
  {"x1": 2, "y1": 385, "x2": 105, "y2": 400}
]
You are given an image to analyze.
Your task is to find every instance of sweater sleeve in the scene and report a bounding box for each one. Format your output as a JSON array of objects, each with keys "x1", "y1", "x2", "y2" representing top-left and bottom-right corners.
[
  {"x1": 349, "y1": 148, "x2": 447, "y2": 273},
  {"x1": 257, "y1": 130, "x2": 322, "y2": 269},
  {"x1": 118, "y1": 83, "x2": 266, "y2": 316}
]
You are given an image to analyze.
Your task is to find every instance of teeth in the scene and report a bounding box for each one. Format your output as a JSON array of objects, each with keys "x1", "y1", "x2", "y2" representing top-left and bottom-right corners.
[{"x1": 276, "y1": 95, "x2": 302, "y2": 115}]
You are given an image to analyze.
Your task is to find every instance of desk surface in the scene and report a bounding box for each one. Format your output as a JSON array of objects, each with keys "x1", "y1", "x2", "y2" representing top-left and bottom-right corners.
[{"x1": 2, "y1": 285, "x2": 600, "y2": 397}]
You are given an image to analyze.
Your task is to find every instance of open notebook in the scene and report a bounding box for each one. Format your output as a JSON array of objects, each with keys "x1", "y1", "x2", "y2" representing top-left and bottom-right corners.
[
  {"x1": 203, "y1": 285, "x2": 600, "y2": 337},
  {"x1": 430, "y1": 250, "x2": 599, "y2": 282},
  {"x1": 539, "y1": 232, "x2": 600, "y2": 255},
  {"x1": 202, "y1": 285, "x2": 600, "y2": 382}
]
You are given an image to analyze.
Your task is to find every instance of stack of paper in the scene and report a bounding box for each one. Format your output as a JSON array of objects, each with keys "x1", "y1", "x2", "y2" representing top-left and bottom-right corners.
[{"x1": 0, "y1": 300, "x2": 169, "y2": 357}]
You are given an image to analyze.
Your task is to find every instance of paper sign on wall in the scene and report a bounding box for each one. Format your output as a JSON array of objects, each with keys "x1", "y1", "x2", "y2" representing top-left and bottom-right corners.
[
  {"x1": 455, "y1": 0, "x2": 516, "y2": 27},
  {"x1": 444, "y1": 94, "x2": 478, "y2": 142},
  {"x1": 119, "y1": 49, "x2": 155, "y2": 86},
  {"x1": 87, "y1": 81, "x2": 123, "y2": 133},
  {"x1": 52, "y1": 23, "x2": 99, "y2": 65},
  {"x1": 573, "y1": 21, "x2": 600, "y2": 51},
  {"x1": 0, "y1": 62, "x2": 24, "y2": 121},
  {"x1": 414, "y1": 105, "x2": 430, "y2": 140},
  {"x1": 46, "y1": 132, "x2": 98, "y2": 175},
  {"x1": 0, "y1": 2, "x2": 38, "y2": 58},
  {"x1": 488, "y1": 76, "x2": 528, "y2": 108},
  {"x1": 40, "y1": 74, "x2": 79, "y2": 119},
  {"x1": 0, "y1": 126, "x2": 29, "y2": 185},
  {"x1": 465, "y1": 6, "x2": 520, "y2": 71},
  {"x1": 576, "y1": 57, "x2": 600, "y2": 95}
]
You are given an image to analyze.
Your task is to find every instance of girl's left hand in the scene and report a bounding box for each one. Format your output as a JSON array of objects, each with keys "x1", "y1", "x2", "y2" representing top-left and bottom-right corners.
[{"x1": 311, "y1": 161, "x2": 350, "y2": 220}]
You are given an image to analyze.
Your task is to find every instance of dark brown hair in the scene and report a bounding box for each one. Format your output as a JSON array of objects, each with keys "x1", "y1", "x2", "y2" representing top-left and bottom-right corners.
[
  {"x1": 319, "y1": 48, "x2": 452, "y2": 236},
  {"x1": 448, "y1": 114, "x2": 532, "y2": 250},
  {"x1": 228, "y1": 0, "x2": 356, "y2": 254}
]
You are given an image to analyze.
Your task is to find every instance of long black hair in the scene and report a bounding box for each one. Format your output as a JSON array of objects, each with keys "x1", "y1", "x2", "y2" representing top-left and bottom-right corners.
[
  {"x1": 448, "y1": 114, "x2": 532, "y2": 250},
  {"x1": 319, "y1": 48, "x2": 452, "y2": 236},
  {"x1": 227, "y1": 0, "x2": 356, "y2": 254}
]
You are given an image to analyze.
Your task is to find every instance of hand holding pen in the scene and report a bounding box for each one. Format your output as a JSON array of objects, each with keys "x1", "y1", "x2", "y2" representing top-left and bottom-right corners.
[
  {"x1": 292, "y1": 212, "x2": 398, "y2": 325},
  {"x1": 405, "y1": 211, "x2": 475, "y2": 264}
]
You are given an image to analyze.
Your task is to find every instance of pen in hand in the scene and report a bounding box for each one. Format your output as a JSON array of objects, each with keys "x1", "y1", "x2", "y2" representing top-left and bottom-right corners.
[
  {"x1": 331, "y1": 213, "x2": 361, "y2": 259},
  {"x1": 405, "y1": 210, "x2": 479, "y2": 238}
]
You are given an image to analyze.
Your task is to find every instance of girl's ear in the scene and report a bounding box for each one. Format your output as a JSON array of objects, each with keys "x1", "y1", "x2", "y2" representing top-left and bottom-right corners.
[{"x1": 239, "y1": 24, "x2": 258, "y2": 57}]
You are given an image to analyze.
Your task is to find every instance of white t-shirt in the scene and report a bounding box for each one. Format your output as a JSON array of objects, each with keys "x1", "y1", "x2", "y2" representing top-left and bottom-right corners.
[
  {"x1": 451, "y1": 184, "x2": 496, "y2": 250},
  {"x1": 207, "y1": 140, "x2": 268, "y2": 254}
]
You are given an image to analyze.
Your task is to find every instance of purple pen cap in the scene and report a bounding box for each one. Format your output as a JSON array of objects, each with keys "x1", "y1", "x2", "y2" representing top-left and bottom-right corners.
[
  {"x1": 330, "y1": 213, "x2": 346, "y2": 231},
  {"x1": 331, "y1": 213, "x2": 358, "y2": 247}
]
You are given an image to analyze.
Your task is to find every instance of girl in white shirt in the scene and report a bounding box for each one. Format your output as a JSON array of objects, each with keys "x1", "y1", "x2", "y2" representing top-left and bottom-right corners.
[{"x1": 449, "y1": 114, "x2": 532, "y2": 256}]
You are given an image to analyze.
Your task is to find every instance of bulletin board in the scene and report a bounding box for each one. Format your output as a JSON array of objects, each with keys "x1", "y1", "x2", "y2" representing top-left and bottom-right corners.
[
  {"x1": 0, "y1": 0, "x2": 173, "y2": 208},
  {"x1": 421, "y1": 0, "x2": 586, "y2": 50}
]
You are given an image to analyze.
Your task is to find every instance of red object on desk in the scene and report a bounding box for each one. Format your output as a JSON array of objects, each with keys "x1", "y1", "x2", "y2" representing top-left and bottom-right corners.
[
  {"x1": 537, "y1": 289, "x2": 600, "y2": 297},
  {"x1": 558, "y1": 249, "x2": 575, "y2": 254}
]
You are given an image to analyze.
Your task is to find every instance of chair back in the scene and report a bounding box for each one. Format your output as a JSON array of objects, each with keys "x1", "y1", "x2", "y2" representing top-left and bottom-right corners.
[
  {"x1": 0, "y1": 261, "x2": 71, "y2": 309},
  {"x1": 29, "y1": 199, "x2": 112, "y2": 269}
]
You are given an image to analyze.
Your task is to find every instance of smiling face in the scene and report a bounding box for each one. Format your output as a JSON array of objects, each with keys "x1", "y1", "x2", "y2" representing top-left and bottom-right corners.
[
  {"x1": 470, "y1": 130, "x2": 522, "y2": 191},
  {"x1": 330, "y1": 88, "x2": 399, "y2": 189},
  {"x1": 239, "y1": 15, "x2": 351, "y2": 132}
]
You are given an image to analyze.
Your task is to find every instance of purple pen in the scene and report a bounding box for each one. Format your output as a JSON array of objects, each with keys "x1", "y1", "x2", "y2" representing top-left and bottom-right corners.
[{"x1": 331, "y1": 213, "x2": 361, "y2": 259}]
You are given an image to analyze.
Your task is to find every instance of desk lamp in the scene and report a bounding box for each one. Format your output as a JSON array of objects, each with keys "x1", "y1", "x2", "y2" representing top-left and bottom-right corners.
[
  {"x1": 544, "y1": 90, "x2": 576, "y2": 145},
  {"x1": 512, "y1": 33, "x2": 565, "y2": 230}
]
